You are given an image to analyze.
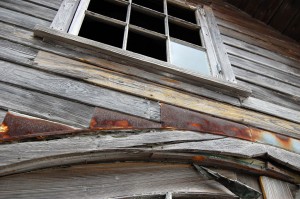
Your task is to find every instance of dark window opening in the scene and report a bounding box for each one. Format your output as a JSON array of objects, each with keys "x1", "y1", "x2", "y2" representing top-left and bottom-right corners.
[
  {"x1": 79, "y1": 16, "x2": 124, "y2": 48},
  {"x1": 132, "y1": 0, "x2": 164, "y2": 13},
  {"x1": 127, "y1": 30, "x2": 167, "y2": 61},
  {"x1": 167, "y1": 2, "x2": 196, "y2": 23},
  {"x1": 169, "y1": 21, "x2": 201, "y2": 46},
  {"x1": 88, "y1": 0, "x2": 128, "y2": 21},
  {"x1": 130, "y1": 8, "x2": 165, "y2": 34}
]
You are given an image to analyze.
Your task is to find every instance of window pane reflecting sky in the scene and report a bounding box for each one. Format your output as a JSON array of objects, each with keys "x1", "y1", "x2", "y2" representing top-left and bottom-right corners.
[{"x1": 170, "y1": 41, "x2": 211, "y2": 76}]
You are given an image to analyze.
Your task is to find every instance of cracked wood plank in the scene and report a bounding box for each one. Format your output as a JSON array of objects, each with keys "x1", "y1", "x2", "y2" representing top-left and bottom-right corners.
[
  {"x1": 0, "y1": 162, "x2": 237, "y2": 199},
  {"x1": 1, "y1": 131, "x2": 300, "y2": 179},
  {"x1": 0, "y1": 0, "x2": 56, "y2": 22},
  {"x1": 0, "y1": 60, "x2": 160, "y2": 121},
  {"x1": 0, "y1": 82, "x2": 94, "y2": 128}
]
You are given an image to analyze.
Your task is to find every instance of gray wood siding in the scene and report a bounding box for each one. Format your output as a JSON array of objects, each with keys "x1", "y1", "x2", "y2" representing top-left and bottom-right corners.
[
  {"x1": 211, "y1": 3, "x2": 300, "y2": 115},
  {"x1": 0, "y1": 0, "x2": 299, "y2": 133}
]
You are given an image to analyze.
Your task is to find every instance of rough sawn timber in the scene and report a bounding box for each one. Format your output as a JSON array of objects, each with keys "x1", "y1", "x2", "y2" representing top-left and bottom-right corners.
[
  {"x1": 0, "y1": 162, "x2": 237, "y2": 199},
  {"x1": 0, "y1": 60, "x2": 160, "y2": 122},
  {"x1": 33, "y1": 51, "x2": 300, "y2": 138},
  {"x1": 1, "y1": 130, "x2": 300, "y2": 178}
]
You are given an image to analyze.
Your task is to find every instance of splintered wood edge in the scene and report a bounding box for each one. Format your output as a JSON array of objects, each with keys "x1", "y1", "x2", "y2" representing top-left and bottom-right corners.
[{"x1": 1, "y1": 132, "x2": 300, "y2": 182}]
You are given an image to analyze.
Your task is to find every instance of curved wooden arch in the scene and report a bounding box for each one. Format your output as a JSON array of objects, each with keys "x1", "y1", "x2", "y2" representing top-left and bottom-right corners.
[{"x1": 1, "y1": 130, "x2": 300, "y2": 184}]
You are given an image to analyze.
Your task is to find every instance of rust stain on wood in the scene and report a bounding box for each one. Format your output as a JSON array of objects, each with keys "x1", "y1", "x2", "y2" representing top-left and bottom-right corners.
[
  {"x1": 0, "y1": 112, "x2": 75, "y2": 141},
  {"x1": 161, "y1": 103, "x2": 300, "y2": 154},
  {"x1": 161, "y1": 103, "x2": 252, "y2": 140},
  {"x1": 1, "y1": 105, "x2": 299, "y2": 155},
  {"x1": 89, "y1": 107, "x2": 161, "y2": 129}
]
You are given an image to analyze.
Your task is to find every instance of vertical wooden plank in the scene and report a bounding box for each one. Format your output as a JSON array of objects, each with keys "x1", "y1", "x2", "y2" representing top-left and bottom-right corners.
[
  {"x1": 196, "y1": 8, "x2": 220, "y2": 78},
  {"x1": 260, "y1": 176, "x2": 294, "y2": 199},
  {"x1": 68, "y1": 0, "x2": 90, "y2": 35},
  {"x1": 203, "y1": 5, "x2": 236, "y2": 83},
  {"x1": 50, "y1": 0, "x2": 80, "y2": 32},
  {"x1": 122, "y1": 0, "x2": 131, "y2": 49}
]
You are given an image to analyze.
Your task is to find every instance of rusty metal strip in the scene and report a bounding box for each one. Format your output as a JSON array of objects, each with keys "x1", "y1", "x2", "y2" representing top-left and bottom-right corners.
[
  {"x1": 90, "y1": 107, "x2": 161, "y2": 129},
  {"x1": 161, "y1": 103, "x2": 300, "y2": 154},
  {"x1": 1, "y1": 105, "x2": 299, "y2": 155},
  {"x1": 0, "y1": 112, "x2": 75, "y2": 141}
]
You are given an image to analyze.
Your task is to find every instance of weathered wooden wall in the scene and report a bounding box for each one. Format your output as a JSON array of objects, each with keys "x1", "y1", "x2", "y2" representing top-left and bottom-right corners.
[
  {"x1": 0, "y1": 0, "x2": 299, "y2": 197},
  {"x1": 0, "y1": 0, "x2": 299, "y2": 136}
]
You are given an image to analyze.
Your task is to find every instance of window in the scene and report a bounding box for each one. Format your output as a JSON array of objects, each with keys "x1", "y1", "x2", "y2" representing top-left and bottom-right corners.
[
  {"x1": 68, "y1": 0, "x2": 219, "y2": 77},
  {"x1": 35, "y1": 0, "x2": 252, "y2": 98}
]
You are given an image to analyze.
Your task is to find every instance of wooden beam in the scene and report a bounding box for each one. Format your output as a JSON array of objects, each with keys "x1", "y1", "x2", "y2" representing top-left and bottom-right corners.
[
  {"x1": 50, "y1": 0, "x2": 80, "y2": 32},
  {"x1": 0, "y1": 162, "x2": 237, "y2": 199},
  {"x1": 260, "y1": 176, "x2": 294, "y2": 199},
  {"x1": 1, "y1": 131, "x2": 300, "y2": 182}
]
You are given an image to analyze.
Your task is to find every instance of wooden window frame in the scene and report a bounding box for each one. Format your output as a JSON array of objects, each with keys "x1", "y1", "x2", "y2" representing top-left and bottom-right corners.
[{"x1": 34, "y1": 0, "x2": 252, "y2": 98}]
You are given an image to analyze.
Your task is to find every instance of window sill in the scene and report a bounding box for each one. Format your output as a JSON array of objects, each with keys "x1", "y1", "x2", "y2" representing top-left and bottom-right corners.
[{"x1": 33, "y1": 25, "x2": 252, "y2": 99}]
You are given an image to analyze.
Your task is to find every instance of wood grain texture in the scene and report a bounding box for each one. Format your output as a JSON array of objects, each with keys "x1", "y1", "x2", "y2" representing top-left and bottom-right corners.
[
  {"x1": 229, "y1": 54, "x2": 300, "y2": 88},
  {"x1": 1, "y1": 131, "x2": 300, "y2": 174},
  {"x1": 223, "y1": 35, "x2": 300, "y2": 72},
  {"x1": 0, "y1": 0, "x2": 56, "y2": 21},
  {"x1": 225, "y1": 44, "x2": 300, "y2": 78},
  {"x1": 33, "y1": 51, "x2": 300, "y2": 138},
  {"x1": 260, "y1": 176, "x2": 294, "y2": 199},
  {"x1": 50, "y1": 0, "x2": 80, "y2": 32},
  {"x1": 0, "y1": 60, "x2": 160, "y2": 121},
  {"x1": 233, "y1": 67, "x2": 300, "y2": 100},
  {"x1": 0, "y1": 162, "x2": 236, "y2": 199},
  {"x1": 237, "y1": 80, "x2": 300, "y2": 112},
  {"x1": 157, "y1": 138, "x2": 300, "y2": 171},
  {"x1": 0, "y1": 131, "x2": 223, "y2": 167},
  {"x1": 241, "y1": 97, "x2": 300, "y2": 124},
  {"x1": 25, "y1": 0, "x2": 63, "y2": 10},
  {"x1": 0, "y1": 38, "x2": 37, "y2": 65},
  {"x1": 0, "y1": 7, "x2": 50, "y2": 30},
  {"x1": 0, "y1": 82, "x2": 94, "y2": 128},
  {"x1": 204, "y1": 6, "x2": 236, "y2": 82},
  {"x1": 217, "y1": 19, "x2": 300, "y2": 64}
]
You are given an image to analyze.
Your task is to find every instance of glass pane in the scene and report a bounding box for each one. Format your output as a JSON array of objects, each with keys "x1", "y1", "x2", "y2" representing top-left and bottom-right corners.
[{"x1": 170, "y1": 41, "x2": 211, "y2": 75}]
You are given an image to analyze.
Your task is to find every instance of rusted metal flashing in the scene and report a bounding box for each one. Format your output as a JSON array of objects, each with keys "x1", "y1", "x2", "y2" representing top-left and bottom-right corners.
[
  {"x1": 161, "y1": 103, "x2": 300, "y2": 154},
  {"x1": 1, "y1": 105, "x2": 300, "y2": 155},
  {"x1": 90, "y1": 107, "x2": 161, "y2": 129},
  {"x1": 0, "y1": 112, "x2": 75, "y2": 141}
]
